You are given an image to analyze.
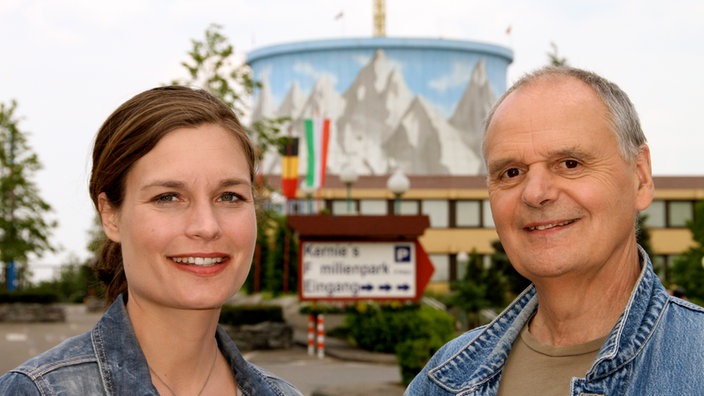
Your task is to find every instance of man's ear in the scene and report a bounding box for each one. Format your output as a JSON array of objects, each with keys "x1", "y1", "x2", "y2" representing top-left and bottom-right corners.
[
  {"x1": 98, "y1": 193, "x2": 121, "y2": 243},
  {"x1": 635, "y1": 145, "x2": 655, "y2": 211}
]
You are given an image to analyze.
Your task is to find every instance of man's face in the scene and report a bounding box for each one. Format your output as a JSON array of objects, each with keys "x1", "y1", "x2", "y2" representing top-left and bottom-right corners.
[{"x1": 484, "y1": 76, "x2": 653, "y2": 283}]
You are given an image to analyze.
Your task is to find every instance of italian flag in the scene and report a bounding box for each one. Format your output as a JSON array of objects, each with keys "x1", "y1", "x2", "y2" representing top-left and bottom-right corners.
[{"x1": 304, "y1": 118, "x2": 330, "y2": 190}]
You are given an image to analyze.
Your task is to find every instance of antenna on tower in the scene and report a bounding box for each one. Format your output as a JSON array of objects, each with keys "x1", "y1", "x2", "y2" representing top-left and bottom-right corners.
[{"x1": 373, "y1": 0, "x2": 386, "y2": 37}]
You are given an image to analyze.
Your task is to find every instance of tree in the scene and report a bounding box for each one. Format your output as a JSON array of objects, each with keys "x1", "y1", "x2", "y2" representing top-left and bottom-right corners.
[
  {"x1": 0, "y1": 100, "x2": 57, "y2": 289},
  {"x1": 449, "y1": 249, "x2": 509, "y2": 329},
  {"x1": 547, "y1": 42, "x2": 568, "y2": 66},
  {"x1": 170, "y1": 23, "x2": 289, "y2": 161},
  {"x1": 491, "y1": 240, "x2": 530, "y2": 297},
  {"x1": 670, "y1": 201, "x2": 704, "y2": 305}
]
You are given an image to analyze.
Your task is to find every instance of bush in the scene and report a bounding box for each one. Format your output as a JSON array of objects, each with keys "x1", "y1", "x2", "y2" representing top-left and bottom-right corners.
[
  {"x1": 343, "y1": 302, "x2": 455, "y2": 386},
  {"x1": 219, "y1": 304, "x2": 284, "y2": 326},
  {"x1": 0, "y1": 290, "x2": 60, "y2": 304},
  {"x1": 396, "y1": 337, "x2": 448, "y2": 386}
]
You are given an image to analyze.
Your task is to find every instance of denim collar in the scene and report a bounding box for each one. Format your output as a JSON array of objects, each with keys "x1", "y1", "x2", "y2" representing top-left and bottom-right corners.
[
  {"x1": 92, "y1": 294, "x2": 286, "y2": 396},
  {"x1": 428, "y1": 247, "x2": 665, "y2": 391}
]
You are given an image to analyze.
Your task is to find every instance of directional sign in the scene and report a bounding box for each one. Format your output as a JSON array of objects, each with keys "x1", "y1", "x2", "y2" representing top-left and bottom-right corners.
[{"x1": 299, "y1": 241, "x2": 434, "y2": 301}]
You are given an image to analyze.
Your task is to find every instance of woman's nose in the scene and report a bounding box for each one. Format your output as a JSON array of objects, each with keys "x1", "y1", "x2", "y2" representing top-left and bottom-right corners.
[{"x1": 185, "y1": 200, "x2": 222, "y2": 240}]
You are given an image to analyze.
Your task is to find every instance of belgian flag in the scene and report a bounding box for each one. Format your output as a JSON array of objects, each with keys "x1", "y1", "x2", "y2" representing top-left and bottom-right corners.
[{"x1": 281, "y1": 137, "x2": 299, "y2": 199}]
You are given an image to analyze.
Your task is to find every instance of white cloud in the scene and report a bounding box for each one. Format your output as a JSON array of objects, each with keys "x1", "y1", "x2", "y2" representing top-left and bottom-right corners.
[{"x1": 428, "y1": 62, "x2": 473, "y2": 93}]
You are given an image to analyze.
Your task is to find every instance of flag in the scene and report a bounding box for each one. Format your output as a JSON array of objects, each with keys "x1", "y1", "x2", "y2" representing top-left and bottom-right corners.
[
  {"x1": 280, "y1": 137, "x2": 299, "y2": 199},
  {"x1": 304, "y1": 118, "x2": 330, "y2": 190}
]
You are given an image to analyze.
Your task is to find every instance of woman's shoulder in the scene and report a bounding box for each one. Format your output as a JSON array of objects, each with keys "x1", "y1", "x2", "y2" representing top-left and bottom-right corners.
[
  {"x1": 247, "y1": 363, "x2": 303, "y2": 396},
  {"x1": 0, "y1": 330, "x2": 98, "y2": 392}
]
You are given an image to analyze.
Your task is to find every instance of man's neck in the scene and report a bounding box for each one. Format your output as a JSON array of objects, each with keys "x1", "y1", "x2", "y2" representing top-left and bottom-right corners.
[{"x1": 528, "y1": 254, "x2": 642, "y2": 347}]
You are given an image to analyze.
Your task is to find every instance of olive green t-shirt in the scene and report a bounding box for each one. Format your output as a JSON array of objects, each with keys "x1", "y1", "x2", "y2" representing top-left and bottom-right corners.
[{"x1": 497, "y1": 324, "x2": 606, "y2": 395}]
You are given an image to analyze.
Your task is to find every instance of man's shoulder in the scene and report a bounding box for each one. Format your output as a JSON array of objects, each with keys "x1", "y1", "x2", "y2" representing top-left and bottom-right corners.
[
  {"x1": 430, "y1": 326, "x2": 488, "y2": 362},
  {"x1": 665, "y1": 296, "x2": 704, "y2": 326}
]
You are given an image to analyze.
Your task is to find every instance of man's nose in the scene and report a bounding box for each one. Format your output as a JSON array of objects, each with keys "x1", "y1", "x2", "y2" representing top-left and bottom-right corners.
[{"x1": 521, "y1": 167, "x2": 557, "y2": 208}]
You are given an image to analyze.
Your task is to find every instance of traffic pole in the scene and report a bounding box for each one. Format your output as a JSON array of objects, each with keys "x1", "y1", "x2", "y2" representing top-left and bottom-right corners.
[
  {"x1": 316, "y1": 314, "x2": 325, "y2": 359},
  {"x1": 307, "y1": 314, "x2": 315, "y2": 356}
]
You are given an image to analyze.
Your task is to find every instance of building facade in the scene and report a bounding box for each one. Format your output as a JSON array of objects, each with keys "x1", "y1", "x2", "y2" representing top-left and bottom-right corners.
[{"x1": 248, "y1": 37, "x2": 702, "y2": 290}]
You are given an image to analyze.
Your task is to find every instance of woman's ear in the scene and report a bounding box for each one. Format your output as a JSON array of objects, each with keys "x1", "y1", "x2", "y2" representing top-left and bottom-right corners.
[{"x1": 98, "y1": 193, "x2": 121, "y2": 243}]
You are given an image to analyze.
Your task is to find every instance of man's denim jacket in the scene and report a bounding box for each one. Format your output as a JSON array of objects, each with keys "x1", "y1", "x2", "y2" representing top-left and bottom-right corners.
[
  {"x1": 0, "y1": 294, "x2": 302, "y2": 395},
  {"x1": 406, "y1": 250, "x2": 704, "y2": 395}
]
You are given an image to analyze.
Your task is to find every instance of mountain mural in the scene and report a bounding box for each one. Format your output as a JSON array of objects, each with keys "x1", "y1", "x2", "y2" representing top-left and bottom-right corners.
[{"x1": 253, "y1": 49, "x2": 495, "y2": 176}]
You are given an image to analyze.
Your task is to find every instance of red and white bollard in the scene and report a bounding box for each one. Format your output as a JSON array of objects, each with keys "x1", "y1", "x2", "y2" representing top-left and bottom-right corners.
[
  {"x1": 316, "y1": 314, "x2": 325, "y2": 359},
  {"x1": 307, "y1": 314, "x2": 315, "y2": 356}
]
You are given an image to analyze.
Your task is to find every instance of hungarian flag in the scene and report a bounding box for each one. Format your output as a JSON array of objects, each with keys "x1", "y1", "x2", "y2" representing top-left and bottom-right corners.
[
  {"x1": 280, "y1": 137, "x2": 299, "y2": 199},
  {"x1": 304, "y1": 118, "x2": 330, "y2": 190}
]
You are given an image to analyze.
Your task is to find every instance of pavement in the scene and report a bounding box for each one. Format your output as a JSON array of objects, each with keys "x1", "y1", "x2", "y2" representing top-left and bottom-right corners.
[{"x1": 0, "y1": 296, "x2": 407, "y2": 396}]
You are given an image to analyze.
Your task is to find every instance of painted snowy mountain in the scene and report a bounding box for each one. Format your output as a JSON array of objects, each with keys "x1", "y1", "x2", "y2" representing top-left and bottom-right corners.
[{"x1": 253, "y1": 49, "x2": 493, "y2": 176}]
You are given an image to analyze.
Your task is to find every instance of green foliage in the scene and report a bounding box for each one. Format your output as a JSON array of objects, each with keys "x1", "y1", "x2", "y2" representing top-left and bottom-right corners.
[
  {"x1": 264, "y1": 213, "x2": 298, "y2": 295},
  {"x1": 670, "y1": 201, "x2": 704, "y2": 304},
  {"x1": 173, "y1": 23, "x2": 254, "y2": 117},
  {"x1": 490, "y1": 240, "x2": 531, "y2": 297},
  {"x1": 0, "y1": 100, "x2": 57, "y2": 288},
  {"x1": 636, "y1": 213, "x2": 654, "y2": 259},
  {"x1": 547, "y1": 42, "x2": 568, "y2": 66},
  {"x1": 396, "y1": 337, "x2": 447, "y2": 387},
  {"x1": 170, "y1": 23, "x2": 289, "y2": 161},
  {"x1": 245, "y1": 210, "x2": 298, "y2": 295},
  {"x1": 343, "y1": 302, "x2": 454, "y2": 353},
  {"x1": 342, "y1": 302, "x2": 455, "y2": 386},
  {"x1": 449, "y1": 251, "x2": 490, "y2": 324},
  {"x1": 29, "y1": 259, "x2": 102, "y2": 303},
  {"x1": 0, "y1": 290, "x2": 59, "y2": 303},
  {"x1": 219, "y1": 304, "x2": 284, "y2": 325}
]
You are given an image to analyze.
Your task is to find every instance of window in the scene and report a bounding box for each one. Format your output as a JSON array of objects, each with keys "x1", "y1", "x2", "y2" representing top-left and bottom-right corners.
[
  {"x1": 398, "y1": 200, "x2": 419, "y2": 215},
  {"x1": 429, "y1": 254, "x2": 449, "y2": 282},
  {"x1": 360, "y1": 199, "x2": 387, "y2": 215},
  {"x1": 483, "y1": 200, "x2": 495, "y2": 228},
  {"x1": 331, "y1": 200, "x2": 355, "y2": 215},
  {"x1": 668, "y1": 201, "x2": 693, "y2": 227},
  {"x1": 642, "y1": 201, "x2": 665, "y2": 228},
  {"x1": 422, "y1": 200, "x2": 449, "y2": 228},
  {"x1": 456, "y1": 200, "x2": 481, "y2": 227}
]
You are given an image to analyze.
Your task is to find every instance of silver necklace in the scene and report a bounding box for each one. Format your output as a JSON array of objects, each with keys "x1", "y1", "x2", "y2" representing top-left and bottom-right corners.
[{"x1": 149, "y1": 347, "x2": 218, "y2": 396}]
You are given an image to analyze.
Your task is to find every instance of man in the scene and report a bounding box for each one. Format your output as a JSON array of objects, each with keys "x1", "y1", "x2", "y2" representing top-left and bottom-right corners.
[{"x1": 405, "y1": 66, "x2": 704, "y2": 395}]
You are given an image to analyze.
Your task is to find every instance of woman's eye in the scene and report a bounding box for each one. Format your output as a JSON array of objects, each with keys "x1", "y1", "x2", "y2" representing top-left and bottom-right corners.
[
  {"x1": 220, "y1": 192, "x2": 242, "y2": 203},
  {"x1": 154, "y1": 193, "x2": 178, "y2": 203}
]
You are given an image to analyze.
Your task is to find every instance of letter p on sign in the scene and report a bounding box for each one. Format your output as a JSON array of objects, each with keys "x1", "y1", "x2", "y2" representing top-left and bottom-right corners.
[{"x1": 395, "y1": 245, "x2": 412, "y2": 263}]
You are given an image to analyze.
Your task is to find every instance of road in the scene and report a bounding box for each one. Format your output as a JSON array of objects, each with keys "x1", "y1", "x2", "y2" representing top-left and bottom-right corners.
[{"x1": 0, "y1": 304, "x2": 403, "y2": 396}]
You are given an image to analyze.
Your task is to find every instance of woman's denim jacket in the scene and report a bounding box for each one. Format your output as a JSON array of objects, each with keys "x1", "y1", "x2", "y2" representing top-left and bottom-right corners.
[
  {"x1": 406, "y1": 250, "x2": 704, "y2": 395},
  {"x1": 0, "y1": 295, "x2": 302, "y2": 395}
]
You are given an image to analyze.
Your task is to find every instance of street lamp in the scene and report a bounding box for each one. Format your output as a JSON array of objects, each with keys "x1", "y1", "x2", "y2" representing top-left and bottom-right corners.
[
  {"x1": 339, "y1": 165, "x2": 358, "y2": 214},
  {"x1": 387, "y1": 169, "x2": 410, "y2": 214}
]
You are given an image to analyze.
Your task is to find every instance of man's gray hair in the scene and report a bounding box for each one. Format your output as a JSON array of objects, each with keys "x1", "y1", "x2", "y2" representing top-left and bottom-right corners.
[{"x1": 482, "y1": 66, "x2": 647, "y2": 164}]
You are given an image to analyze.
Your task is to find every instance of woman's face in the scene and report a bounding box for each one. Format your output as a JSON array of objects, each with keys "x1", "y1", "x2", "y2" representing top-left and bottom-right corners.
[{"x1": 99, "y1": 123, "x2": 256, "y2": 310}]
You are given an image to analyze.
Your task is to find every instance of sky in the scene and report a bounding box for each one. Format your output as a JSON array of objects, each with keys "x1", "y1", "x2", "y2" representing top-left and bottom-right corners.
[{"x1": 0, "y1": 0, "x2": 703, "y2": 278}]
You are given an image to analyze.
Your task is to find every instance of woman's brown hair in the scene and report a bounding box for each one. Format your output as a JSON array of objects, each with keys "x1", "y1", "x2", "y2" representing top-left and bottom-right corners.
[{"x1": 89, "y1": 86, "x2": 257, "y2": 303}]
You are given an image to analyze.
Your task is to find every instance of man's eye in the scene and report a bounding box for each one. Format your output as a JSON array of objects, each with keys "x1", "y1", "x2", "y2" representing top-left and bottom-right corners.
[
  {"x1": 563, "y1": 160, "x2": 579, "y2": 169},
  {"x1": 505, "y1": 168, "x2": 521, "y2": 178}
]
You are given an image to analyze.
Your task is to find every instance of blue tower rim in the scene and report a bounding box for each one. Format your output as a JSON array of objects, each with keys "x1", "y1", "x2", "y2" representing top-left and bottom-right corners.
[{"x1": 246, "y1": 36, "x2": 514, "y2": 64}]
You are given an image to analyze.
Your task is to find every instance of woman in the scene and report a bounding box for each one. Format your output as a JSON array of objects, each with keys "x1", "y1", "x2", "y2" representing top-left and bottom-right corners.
[{"x1": 0, "y1": 86, "x2": 302, "y2": 395}]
